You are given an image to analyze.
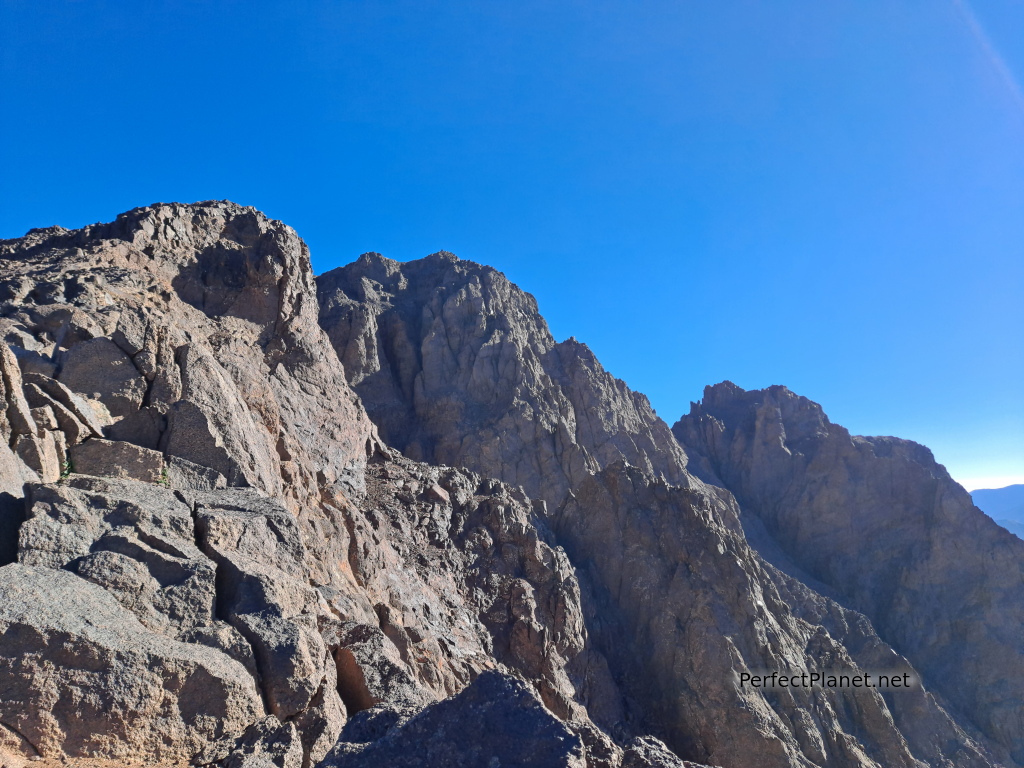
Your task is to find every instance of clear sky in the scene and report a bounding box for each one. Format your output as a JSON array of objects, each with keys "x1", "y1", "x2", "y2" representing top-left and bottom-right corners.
[{"x1": 2, "y1": 1, "x2": 1022, "y2": 491}]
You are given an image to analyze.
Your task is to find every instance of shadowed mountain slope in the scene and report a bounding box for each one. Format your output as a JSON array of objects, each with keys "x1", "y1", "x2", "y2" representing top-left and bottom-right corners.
[
  {"x1": 318, "y1": 250, "x2": 1014, "y2": 768},
  {"x1": 674, "y1": 382, "x2": 1024, "y2": 765}
]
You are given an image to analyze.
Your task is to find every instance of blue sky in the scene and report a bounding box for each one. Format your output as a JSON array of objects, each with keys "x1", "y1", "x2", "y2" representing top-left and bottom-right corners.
[{"x1": 2, "y1": 1, "x2": 1022, "y2": 490}]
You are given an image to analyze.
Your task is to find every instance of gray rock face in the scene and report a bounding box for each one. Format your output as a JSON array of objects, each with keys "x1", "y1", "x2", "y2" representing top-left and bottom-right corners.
[
  {"x1": 674, "y1": 382, "x2": 1024, "y2": 765},
  {"x1": 281, "y1": 447, "x2": 620, "y2": 754},
  {"x1": 58, "y1": 337, "x2": 147, "y2": 418},
  {"x1": 317, "y1": 252, "x2": 689, "y2": 507},
  {"x1": 0, "y1": 205, "x2": 1017, "y2": 768},
  {"x1": 558, "y1": 462, "x2": 996, "y2": 768},
  {"x1": 68, "y1": 438, "x2": 164, "y2": 483},
  {"x1": 0, "y1": 563, "x2": 264, "y2": 763},
  {"x1": 317, "y1": 251, "x2": 1008, "y2": 768},
  {"x1": 321, "y1": 671, "x2": 588, "y2": 768}
]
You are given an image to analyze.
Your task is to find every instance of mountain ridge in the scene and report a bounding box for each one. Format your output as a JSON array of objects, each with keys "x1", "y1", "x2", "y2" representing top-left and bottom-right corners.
[{"x1": 0, "y1": 201, "x2": 1017, "y2": 768}]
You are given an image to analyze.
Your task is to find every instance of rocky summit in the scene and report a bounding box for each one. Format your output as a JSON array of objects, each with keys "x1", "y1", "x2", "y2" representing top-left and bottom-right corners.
[{"x1": 0, "y1": 201, "x2": 1019, "y2": 768}]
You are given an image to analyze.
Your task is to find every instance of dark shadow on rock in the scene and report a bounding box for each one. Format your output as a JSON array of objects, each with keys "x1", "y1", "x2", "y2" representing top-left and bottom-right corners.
[{"x1": 0, "y1": 492, "x2": 25, "y2": 566}]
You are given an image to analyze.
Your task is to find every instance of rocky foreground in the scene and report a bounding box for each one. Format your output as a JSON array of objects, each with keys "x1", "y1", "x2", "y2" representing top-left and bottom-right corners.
[{"x1": 0, "y1": 201, "x2": 1020, "y2": 768}]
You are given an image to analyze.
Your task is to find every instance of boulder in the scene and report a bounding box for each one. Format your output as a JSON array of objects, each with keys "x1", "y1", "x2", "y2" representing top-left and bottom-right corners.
[
  {"x1": 104, "y1": 404, "x2": 165, "y2": 449},
  {"x1": 623, "y1": 737, "x2": 708, "y2": 768},
  {"x1": 320, "y1": 671, "x2": 587, "y2": 768},
  {"x1": 161, "y1": 340, "x2": 283, "y2": 492},
  {"x1": 324, "y1": 621, "x2": 433, "y2": 713},
  {"x1": 13, "y1": 432, "x2": 60, "y2": 482},
  {"x1": 0, "y1": 344, "x2": 36, "y2": 440},
  {"x1": 22, "y1": 372, "x2": 107, "y2": 438},
  {"x1": 166, "y1": 454, "x2": 227, "y2": 490},
  {"x1": 199, "y1": 716, "x2": 304, "y2": 768},
  {"x1": 0, "y1": 564, "x2": 264, "y2": 763},
  {"x1": 18, "y1": 476, "x2": 216, "y2": 633},
  {"x1": 68, "y1": 438, "x2": 164, "y2": 483},
  {"x1": 195, "y1": 494, "x2": 333, "y2": 718}
]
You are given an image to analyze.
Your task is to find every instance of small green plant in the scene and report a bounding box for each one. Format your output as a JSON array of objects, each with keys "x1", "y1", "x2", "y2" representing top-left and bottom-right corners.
[
  {"x1": 159, "y1": 465, "x2": 170, "y2": 487},
  {"x1": 59, "y1": 458, "x2": 73, "y2": 480}
]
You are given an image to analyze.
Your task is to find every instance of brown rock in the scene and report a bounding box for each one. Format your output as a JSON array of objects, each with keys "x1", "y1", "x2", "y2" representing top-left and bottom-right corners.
[
  {"x1": 68, "y1": 438, "x2": 164, "y2": 483},
  {"x1": 0, "y1": 563, "x2": 264, "y2": 764},
  {"x1": 321, "y1": 251, "x2": 1006, "y2": 767},
  {"x1": 325, "y1": 622, "x2": 434, "y2": 713},
  {"x1": 557, "y1": 463, "x2": 955, "y2": 768},
  {"x1": 163, "y1": 345, "x2": 280, "y2": 492},
  {"x1": 165, "y1": 454, "x2": 227, "y2": 490},
  {"x1": 13, "y1": 433, "x2": 59, "y2": 483},
  {"x1": 57, "y1": 337, "x2": 147, "y2": 418},
  {"x1": 22, "y1": 373, "x2": 106, "y2": 438},
  {"x1": 206, "y1": 716, "x2": 305, "y2": 768},
  {"x1": 674, "y1": 382, "x2": 1024, "y2": 765},
  {"x1": 0, "y1": 344, "x2": 36, "y2": 440},
  {"x1": 320, "y1": 671, "x2": 587, "y2": 768},
  {"x1": 623, "y1": 736, "x2": 709, "y2": 768},
  {"x1": 1, "y1": 203, "x2": 1011, "y2": 768},
  {"x1": 316, "y1": 252, "x2": 689, "y2": 508},
  {"x1": 104, "y1": 404, "x2": 165, "y2": 449},
  {"x1": 28, "y1": 406, "x2": 57, "y2": 432},
  {"x1": 423, "y1": 482, "x2": 449, "y2": 504},
  {"x1": 24, "y1": 384, "x2": 90, "y2": 446},
  {"x1": 19, "y1": 476, "x2": 218, "y2": 634}
]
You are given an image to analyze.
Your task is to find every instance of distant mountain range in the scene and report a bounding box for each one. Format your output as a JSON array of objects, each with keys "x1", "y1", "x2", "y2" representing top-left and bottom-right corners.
[{"x1": 972, "y1": 484, "x2": 1024, "y2": 539}]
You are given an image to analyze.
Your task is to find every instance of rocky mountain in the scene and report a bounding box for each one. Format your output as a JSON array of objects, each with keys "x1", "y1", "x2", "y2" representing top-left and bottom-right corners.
[
  {"x1": 674, "y1": 383, "x2": 1024, "y2": 765},
  {"x1": 316, "y1": 252, "x2": 690, "y2": 508},
  {"x1": 317, "y1": 251, "x2": 1020, "y2": 767},
  {"x1": 0, "y1": 202, "x2": 1019, "y2": 768}
]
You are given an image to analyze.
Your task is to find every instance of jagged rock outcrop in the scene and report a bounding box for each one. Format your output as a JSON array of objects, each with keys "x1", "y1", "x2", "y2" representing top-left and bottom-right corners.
[
  {"x1": 317, "y1": 252, "x2": 689, "y2": 506},
  {"x1": 559, "y1": 461, "x2": 999, "y2": 768},
  {"x1": 0, "y1": 204, "x2": 615, "y2": 767},
  {"x1": 0, "y1": 204, "x2": 1018, "y2": 768},
  {"x1": 0, "y1": 202, "x2": 378, "y2": 510},
  {"x1": 317, "y1": 250, "x2": 1013, "y2": 767},
  {"x1": 674, "y1": 382, "x2": 1024, "y2": 765}
]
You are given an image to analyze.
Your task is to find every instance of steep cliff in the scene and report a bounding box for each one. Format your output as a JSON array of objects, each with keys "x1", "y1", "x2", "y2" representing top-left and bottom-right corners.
[
  {"x1": 318, "y1": 251, "x2": 1010, "y2": 767},
  {"x1": 674, "y1": 382, "x2": 1024, "y2": 765},
  {"x1": 316, "y1": 252, "x2": 690, "y2": 507}
]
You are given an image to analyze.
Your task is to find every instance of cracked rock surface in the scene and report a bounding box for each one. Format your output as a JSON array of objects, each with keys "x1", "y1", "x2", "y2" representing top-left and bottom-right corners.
[
  {"x1": 0, "y1": 204, "x2": 616, "y2": 768},
  {"x1": 674, "y1": 382, "x2": 1024, "y2": 765},
  {"x1": 0, "y1": 204, "x2": 1018, "y2": 768},
  {"x1": 318, "y1": 250, "x2": 1019, "y2": 768}
]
